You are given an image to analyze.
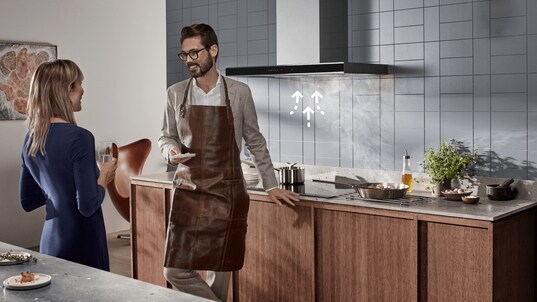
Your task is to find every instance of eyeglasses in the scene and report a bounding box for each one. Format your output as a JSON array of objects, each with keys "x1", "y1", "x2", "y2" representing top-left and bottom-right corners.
[{"x1": 178, "y1": 48, "x2": 207, "y2": 61}]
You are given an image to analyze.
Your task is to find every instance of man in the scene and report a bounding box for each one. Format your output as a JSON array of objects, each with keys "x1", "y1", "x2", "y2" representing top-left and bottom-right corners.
[{"x1": 158, "y1": 23, "x2": 299, "y2": 301}]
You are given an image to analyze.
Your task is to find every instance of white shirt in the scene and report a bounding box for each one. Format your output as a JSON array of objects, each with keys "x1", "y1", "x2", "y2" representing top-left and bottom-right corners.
[{"x1": 191, "y1": 72, "x2": 224, "y2": 106}]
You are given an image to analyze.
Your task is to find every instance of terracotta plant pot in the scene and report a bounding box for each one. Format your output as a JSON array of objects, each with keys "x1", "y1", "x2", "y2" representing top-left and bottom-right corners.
[{"x1": 432, "y1": 179, "x2": 451, "y2": 197}]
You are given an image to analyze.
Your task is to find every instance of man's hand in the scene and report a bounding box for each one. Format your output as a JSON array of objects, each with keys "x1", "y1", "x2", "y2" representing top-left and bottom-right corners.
[
  {"x1": 267, "y1": 188, "x2": 300, "y2": 206},
  {"x1": 169, "y1": 148, "x2": 195, "y2": 165}
]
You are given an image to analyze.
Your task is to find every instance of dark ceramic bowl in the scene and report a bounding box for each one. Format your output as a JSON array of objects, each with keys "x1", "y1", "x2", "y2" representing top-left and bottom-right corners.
[{"x1": 486, "y1": 184, "x2": 512, "y2": 201}]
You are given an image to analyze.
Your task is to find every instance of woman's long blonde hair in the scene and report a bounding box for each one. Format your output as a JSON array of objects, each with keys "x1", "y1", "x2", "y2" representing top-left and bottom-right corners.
[{"x1": 26, "y1": 59, "x2": 83, "y2": 156}]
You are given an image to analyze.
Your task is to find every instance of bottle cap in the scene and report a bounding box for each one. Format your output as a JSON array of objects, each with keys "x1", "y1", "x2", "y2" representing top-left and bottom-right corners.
[{"x1": 404, "y1": 149, "x2": 410, "y2": 159}]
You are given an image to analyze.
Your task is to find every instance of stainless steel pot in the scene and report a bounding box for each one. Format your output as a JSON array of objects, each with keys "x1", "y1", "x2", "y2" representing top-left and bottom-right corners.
[{"x1": 277, "y1": 165, "x2": 305, "y2": 184}]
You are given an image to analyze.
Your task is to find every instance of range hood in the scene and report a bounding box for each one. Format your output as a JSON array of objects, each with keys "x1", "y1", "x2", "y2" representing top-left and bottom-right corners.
[
  {"x1": 225, "y1": 62, "x2": 388, "y2": 76},
  {"x1": 225, "y1": 0, "x2": 389, "y2": 77}
]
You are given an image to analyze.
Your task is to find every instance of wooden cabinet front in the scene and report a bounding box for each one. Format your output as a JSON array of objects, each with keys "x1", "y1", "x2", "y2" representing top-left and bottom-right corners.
[
  {"x1": 131, "y1": 184, "x2": 170, "y2": 287},
  {"x1": 238, "y1": 200, "x2": 314, "y2": 301},
  {"x1": 315, "y1": 209, "x2": 416, "y2": 302}
]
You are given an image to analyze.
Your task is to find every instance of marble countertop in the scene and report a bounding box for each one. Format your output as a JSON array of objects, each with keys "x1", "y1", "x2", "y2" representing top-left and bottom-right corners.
[
  {"x1": 132, "y1": 171, "x2": 537, "y2": 222},
  {"x1": 0, "y1": 241, "x2": 209, "y2": 302}
]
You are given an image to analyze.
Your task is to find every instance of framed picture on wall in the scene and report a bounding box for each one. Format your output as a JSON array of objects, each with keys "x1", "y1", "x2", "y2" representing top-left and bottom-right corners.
[{"x1": 0, "y1": 41, "x2": 57, "y2": 120}]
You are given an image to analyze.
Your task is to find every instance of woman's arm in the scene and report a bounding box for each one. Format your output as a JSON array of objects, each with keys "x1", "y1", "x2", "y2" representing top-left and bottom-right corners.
[{"x1": 19, "y1": 163, "x2": 46, "y2": 212}]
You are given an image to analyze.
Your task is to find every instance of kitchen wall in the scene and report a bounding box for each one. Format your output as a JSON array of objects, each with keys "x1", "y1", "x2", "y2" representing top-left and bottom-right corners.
[
  {"x1": 1, "y1": 0, "x2": 167, "y2": 247},
  {"x1": 168, "y1": 0, "x2": 537, "y2": 180}
]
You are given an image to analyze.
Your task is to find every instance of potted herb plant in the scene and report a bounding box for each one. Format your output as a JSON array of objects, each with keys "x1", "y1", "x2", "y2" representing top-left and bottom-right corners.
[{"x1": 419, "y1": 139, "x2": 478, "y2": 197}]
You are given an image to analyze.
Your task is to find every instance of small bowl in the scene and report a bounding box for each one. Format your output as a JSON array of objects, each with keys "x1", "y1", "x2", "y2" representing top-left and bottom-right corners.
[
  {"x1": 461, "y1": 195, "x2": 480, "y2": 204},
  {"x1": 441, "y1": 189, "x2": 473, "y2": 201}
]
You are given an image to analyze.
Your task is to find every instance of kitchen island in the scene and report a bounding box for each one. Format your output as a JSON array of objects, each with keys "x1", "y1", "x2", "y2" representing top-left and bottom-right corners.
[
  {"x1": 0, "y1": 241, "x2": 209, "y2": 301},
  {"x1": 130, "y1": 171, "x2": 537, "y2": 302}
]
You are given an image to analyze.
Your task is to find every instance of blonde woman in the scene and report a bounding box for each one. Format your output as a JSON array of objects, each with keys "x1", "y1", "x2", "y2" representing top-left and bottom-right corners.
[{"x1": 19, "y1": 59, "x2": 116, "y2": 270}]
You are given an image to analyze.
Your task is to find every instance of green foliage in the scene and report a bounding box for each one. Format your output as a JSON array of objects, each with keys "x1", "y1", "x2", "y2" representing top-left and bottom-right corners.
[{"x1": 420, "y1": 139, "x2": 478, "y2": 184}]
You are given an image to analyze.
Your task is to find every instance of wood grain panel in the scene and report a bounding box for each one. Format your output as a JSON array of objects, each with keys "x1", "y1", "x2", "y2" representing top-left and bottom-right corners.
[
  {"x1": 132, "y1": 185, "x2": 168, "y2": 287},
  {"x1": 421, "y1": 222, "x2": 491, "y2": 302},
  {"x1": 238, "y1": 201, "x2": 314, "y2": 302},
  {"x1": 492, "y1": 209, "x2": 535, "y2": 302},
  {"x1": 315, "y1": 209, "x2": 416, "y2": 302}
]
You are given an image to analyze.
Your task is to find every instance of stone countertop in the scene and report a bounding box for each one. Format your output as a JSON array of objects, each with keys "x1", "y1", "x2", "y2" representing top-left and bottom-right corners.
[
  {"x1": 132, "y1": 171, "x2": 537, "y2": 222},
  {"x1": 0, "y1": 241, "x2": 209, "y2": 302}
]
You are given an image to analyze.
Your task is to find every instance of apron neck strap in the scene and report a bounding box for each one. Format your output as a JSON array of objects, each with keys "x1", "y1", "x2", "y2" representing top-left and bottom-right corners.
[
  {"x1": 179, "y1": 78, "x2": 193, "y2": 118},
  {"x1": 179, "y1": 77, "x2": 231, "y2": 118}
]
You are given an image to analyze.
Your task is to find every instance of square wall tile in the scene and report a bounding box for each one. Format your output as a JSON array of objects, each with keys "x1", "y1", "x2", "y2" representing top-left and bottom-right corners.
[
  {"x1": 440, "y1": 3, "x2": 472, "y2": 23},
  {"x1": 491, "y1": 55, "x2": 527, "y2": 74},
  {"x1": 440, "y1": 76, "x2": 473, "y2": 94},
  {"x1": 530, "y1": 74, "x2": 537, "y2": 111},
  {"x1": 395, "y1": 77, "x2": 424, "y2": 94},
  {"x1": 491, "y1": 74, "x2": 527, "y2": 93},
  {"x1": 424, "y1": 42, "x2": 440, "y2": 76},
  {"x1": 380, "y1": 12, "x2": 394, "y2": 45},
  {"x1": 440, "y1": 57, "x2": 473, "y2": 76},
  {"x1": 474, "y1": 112, "x2": 491, "y2": 149},
  {"x1": 394, "y1": 60, "x2": 425, "y2": 77},
  {"x1": 473, "y1": 38, "x2": 491, "y2": 75},
  {"x1": 491, "y1": 16, "x2": 526, "y2": 37},
  {"x1": 473, "y1": 1, "x2": 490, "y2": 38},
  {"x1": 440, "y1": 39, "x2": 473, "y2": 58},
  {"x1": 491, "y1": 93, "x2": 527, "y2": 112},
  {"x1": 440, "y1": 21, "x2": 472, "y2": 40},
  {"x1": 474, "y1": 75, "x2": 491, "y2": 111},
  {"x1": 394, "y1": 25, "x2": 424, "y2": 44},
  {"x1": 440, "y1": 94, "x2": 473, "y2": 111},
  {"x1": 425, "y1": 77, "x2": 440, "y2": 111},
  {"x1": 529, "y1": 35, "x2": 537, "y2": 72},
  {"x1": 394, "y1": 8, "x2": 424, "y2": 27},
  {"x1": 424, "y1": 6, "x2": 440, "y2": 41},
  {"x1": 395, "y1": 94, "x2": 425, "y2": 111}
]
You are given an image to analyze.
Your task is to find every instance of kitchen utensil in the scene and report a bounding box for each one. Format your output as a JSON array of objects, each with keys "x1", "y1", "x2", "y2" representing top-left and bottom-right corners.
[
  {"x1": 312, "y1": 180, "x2": 408, "y2": 200},
  {"x1": 278, "y1": 165, "x2": 305, "y2": 184},
  {"x1": 486, "y1": 184, "x2": 513, "y2": 201},
  {"x1": 498, "y1": 178, "x2": 514, "y2": 187}
]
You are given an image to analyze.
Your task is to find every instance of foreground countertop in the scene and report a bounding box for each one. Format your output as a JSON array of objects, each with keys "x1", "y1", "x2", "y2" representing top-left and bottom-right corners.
[
  {"x1": 132, "y1": 172, "x2": 537, "y2": 222},
  {"x1": 0, "y1": 241, "x2": 209, "y2": 302}
]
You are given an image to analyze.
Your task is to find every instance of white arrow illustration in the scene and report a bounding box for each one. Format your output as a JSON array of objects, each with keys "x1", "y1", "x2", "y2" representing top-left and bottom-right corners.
[
  {"x1": 290, "y1": 90, "x2": 303, "y2": 114},
  {"x1": 303, "y1": 106, "x2": 315, "y2": 127},
  {"x1": 311, "y1": 90, "x2": 323, "y2": 103}
]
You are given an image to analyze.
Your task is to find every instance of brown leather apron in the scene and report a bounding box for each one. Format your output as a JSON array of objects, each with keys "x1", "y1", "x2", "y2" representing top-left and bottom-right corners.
[{"x1": 164, "y1": 78, "x2": 250, "y2": 271}]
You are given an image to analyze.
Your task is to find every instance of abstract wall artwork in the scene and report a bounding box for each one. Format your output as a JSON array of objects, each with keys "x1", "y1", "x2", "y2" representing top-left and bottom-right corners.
[{"x1": 0, "y1": 41, "x2": 57, "y2": 120}]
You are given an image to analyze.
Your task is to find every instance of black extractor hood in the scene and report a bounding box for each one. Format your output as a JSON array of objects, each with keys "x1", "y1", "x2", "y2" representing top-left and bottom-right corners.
[
  {"x1": 225, "y1": 0, "x2": 389, "y2": 77},
  {"x1": 226, "y1": 62, "x2": 389, "y2": 77}
]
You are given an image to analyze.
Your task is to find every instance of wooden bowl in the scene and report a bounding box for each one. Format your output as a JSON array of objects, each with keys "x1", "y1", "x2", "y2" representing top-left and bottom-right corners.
[
  {"x1": 441, "y1": 189, "x2": 473, "y2": 201},
  {"x1": 461, "y1": 195, "x2": 480, "y2": 204}
]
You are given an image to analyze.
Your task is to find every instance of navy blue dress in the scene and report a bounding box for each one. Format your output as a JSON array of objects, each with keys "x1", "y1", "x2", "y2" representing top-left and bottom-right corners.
[{"x1": 19, "y1": 123, "x2": 109, "y2": 271}]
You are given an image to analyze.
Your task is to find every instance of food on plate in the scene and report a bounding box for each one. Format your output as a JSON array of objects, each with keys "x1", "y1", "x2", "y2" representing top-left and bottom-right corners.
[
  {"x1": 443, "y1": 188, "x2": 469, "y2": 194},
  {"x1": 0, "y1": 252, "x2": 30, "y2": 262},
  {"x1": 19, "y1": 272, "x2": 36, "y2": 283}
]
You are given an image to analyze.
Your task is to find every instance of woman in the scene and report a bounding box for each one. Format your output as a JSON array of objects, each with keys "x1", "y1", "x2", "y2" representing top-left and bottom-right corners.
[{"x1": 19, "y1": 59, "x2": 117, "y2": 271}]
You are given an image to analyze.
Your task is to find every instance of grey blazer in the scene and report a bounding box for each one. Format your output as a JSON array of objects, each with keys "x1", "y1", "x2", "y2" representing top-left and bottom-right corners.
[{"x1": 158, "y1": 76, "x2": 278, "y2": 190}]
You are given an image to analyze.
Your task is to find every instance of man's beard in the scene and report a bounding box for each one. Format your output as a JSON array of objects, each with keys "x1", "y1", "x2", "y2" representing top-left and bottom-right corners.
[{"x1": 188, "y1": 55, "x2": 213, "y2": 78}]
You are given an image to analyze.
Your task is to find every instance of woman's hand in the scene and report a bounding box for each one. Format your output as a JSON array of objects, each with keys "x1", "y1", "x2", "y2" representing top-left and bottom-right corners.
[{"x1": 97, "y1": 158, "x2": 117, "y2": 187}]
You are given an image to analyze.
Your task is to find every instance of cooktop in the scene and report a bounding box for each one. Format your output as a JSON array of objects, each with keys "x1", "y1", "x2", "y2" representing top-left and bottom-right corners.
[{"x1": 246, "y1": 180, "x2": 356, "y2": 199}]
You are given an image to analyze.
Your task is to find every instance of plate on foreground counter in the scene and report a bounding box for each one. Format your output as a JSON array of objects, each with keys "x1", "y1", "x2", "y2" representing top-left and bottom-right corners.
[
  {"x1": 3, "y1": 273, "x2": 52, "y2": 290},
  {"x1": 0, "y1": 252, "x2": 32, "y2": 266}
]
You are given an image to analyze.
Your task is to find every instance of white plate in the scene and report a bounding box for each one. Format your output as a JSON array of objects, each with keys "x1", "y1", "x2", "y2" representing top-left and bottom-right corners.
[
  {"x1": 170, "y1": 153, "x2": 196, "y2": 160},
  {"x1": 3, "y1": 273, "x2": 52, "y2": 290},
  {"x1": 0, "y1": 252, "x2": 32, "y2": 266}
]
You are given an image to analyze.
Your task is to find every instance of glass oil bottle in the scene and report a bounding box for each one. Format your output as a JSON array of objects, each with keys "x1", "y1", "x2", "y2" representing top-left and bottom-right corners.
[{"x1": 401, "y1": 149, "x2": 413, "y2": 192}]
